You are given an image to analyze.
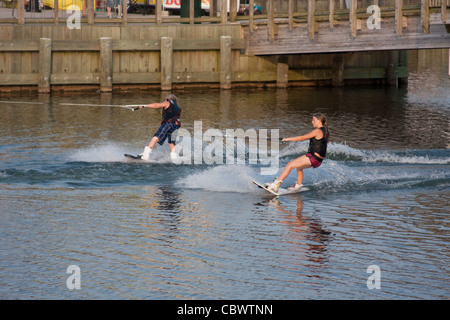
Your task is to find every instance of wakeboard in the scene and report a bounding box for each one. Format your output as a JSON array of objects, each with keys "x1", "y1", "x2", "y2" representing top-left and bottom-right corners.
[
  {"x1": 124, "y1": 153, "x2": 142, "y2": 160},
  {"x1": 252, "y1": 180, "x2": 308, "y2": 196}
]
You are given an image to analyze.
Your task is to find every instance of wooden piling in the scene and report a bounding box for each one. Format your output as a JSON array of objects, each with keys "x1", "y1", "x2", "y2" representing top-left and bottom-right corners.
[
  {"x1": 161, "y1": 37, "x2": 173, "y2": 91},
  {"x1": 100, "y1": 37, "x2": 113, "y2": 92},
  {"x1": 38, "y1": 38, "x2": 52, "y2": 93},
  {"x1": 220, "y1": 36, "x2": 232, "y2": 89},
  {"x1": 331, "y1": 54, "x2": 345, "y2": 87},
  {"x1": 277, "y1": 59, "x2": 289, "y2": 88},
  {"x1": 386, "y1": 50, "x2": 400, "y2": 87},
  {"x1": 398, "y1": 50, "x2": 409, "y2": 87}
]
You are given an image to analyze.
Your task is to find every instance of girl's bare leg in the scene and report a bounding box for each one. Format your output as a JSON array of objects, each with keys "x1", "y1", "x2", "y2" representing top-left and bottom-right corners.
[
  {"x1": 297, "y1": 168, "x2": 304, "y2": 185},
  {"x1": 279, "y1": 155, "x2": 312, "y2": 183}
]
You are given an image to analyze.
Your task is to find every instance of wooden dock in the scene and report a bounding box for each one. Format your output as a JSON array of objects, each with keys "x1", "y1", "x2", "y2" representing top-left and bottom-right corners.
[
  {"x1": 0, "y1": 0, "x2": 449, "y2": 92},
  {"x1": 246, "y1": 1, "x2": 450, "y2": 55}
]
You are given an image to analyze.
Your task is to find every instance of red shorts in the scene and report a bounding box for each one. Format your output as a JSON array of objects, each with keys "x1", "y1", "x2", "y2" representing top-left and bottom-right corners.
[{"x1": 306, "y1": 153, "x2": 323, "y2": 168}]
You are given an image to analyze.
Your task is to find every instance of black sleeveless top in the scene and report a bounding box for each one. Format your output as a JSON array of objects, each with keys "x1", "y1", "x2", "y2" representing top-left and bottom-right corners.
[
  {"x1": 308, "y1": 127, "x2": 328, "y2": 158},
  {"x1": 161, "y1": 99, "x2": 181, "y2": 125}
]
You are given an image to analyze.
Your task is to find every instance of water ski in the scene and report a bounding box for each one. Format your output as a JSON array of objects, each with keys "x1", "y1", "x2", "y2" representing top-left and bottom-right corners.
[
  {"x1": 124, "y1": 153, "x2": 142, "y2": 160},
  {"x1": 252, "y1": 180, "x2": 308, "y2": 196}
]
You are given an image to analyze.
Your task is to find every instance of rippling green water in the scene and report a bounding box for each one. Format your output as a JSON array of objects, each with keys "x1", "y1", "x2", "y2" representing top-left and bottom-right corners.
[{"x1": 0, "y1": 50, "x2": 449, "y2": 300}]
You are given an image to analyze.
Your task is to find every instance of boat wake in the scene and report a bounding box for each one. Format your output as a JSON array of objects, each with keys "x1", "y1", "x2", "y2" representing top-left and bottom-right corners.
[{"x1": 1, "y1": 141, "x2": 448, "y2": 193}]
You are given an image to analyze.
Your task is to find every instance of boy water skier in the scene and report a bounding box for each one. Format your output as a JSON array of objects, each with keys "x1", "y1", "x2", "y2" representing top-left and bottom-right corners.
[{"x1": 139, "y1": 94, "x2": 181, "y2": 162}]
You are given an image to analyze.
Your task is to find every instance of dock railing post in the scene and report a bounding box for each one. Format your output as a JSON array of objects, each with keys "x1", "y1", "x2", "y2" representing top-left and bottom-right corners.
[
  {"x1": 161, "y1": 37, "x2": 173, "y2": 91},
  {"x1": 190, "y1": 0, "x2": 195, "y2": 25},
  {"x1": 329, "y1": 0, "x2": 335, "y2": 29},
  {"x1": 421, "y1": 0, "x2": 430, "y2": 34},
  {"x1": 349, "y1": 0, "x2": 357, "y2": 38},
  {"x1": 156, "y1": 0, "x2": 162, "y2": 25},
  {"x1": 308, "y1": 0, "x2": 316, "y2": 40},
  {"x1": 268, "y1": 0, "x2": 275, "y2": 41},
  {"x1": 249, "y1": 0, "x2": 255, "y2": 33},
  {"x1": 210, "y1": 0, "x2": 217, "y2": 17},
  {"x1": 38, "y1": 38, "x2": 52, "y2": 94},
  {"x1": 230, "y1": 0, "x2": 237, "y2": 22},
  {"x1": 87, "y1": 0, "x2": 94, "y2": 25},
  {"x1": 220, "y1": 36, "x2": 232, "y2": 89},
  {"x1": 123, "y1": 0, "x2": 128, "y2": 25},
  {"x1": 17, "y1": 0, "x2": 24, "y2": 25},
  {"x1": 221, "y1": 0, "x2": 227, "y2": 24},
  {"x1": 395, "y1": 0, "x2": 403, "y2": 35},
  {"x1": 54, "y1": 0, "x2": 59, "y2": 25},
  {"x1": 100, "y1": 37, "x2": 113, "y2": 92},
  {"x1": 288, "y1": 0, "x2": 294, "y2": 31},
  {"x1": 441, "y1": 0, "x2": 447, "y2": 23}
]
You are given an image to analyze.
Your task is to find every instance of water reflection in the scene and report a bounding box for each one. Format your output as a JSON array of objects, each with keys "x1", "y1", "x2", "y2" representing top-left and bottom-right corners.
[
  {"x1": 140, "y1": 185, "x2": 183, "y2": 237},
  {"x1": 154, "y1": 185, "x2": 182, "y2": 215},
  {"x1": 262, "y1": 197, "x2": 331, "y2": 267}
]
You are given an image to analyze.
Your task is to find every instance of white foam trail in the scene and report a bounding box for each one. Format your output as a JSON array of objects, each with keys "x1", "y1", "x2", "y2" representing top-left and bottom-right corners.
[
  {"x1": 67, "y1": 135, "x2": 270, "y2": 165},
  {"x1": 176, "y1": 165, "x2": 259, "y2": 193},
  {"x1": 69, "y1": 143, "x2": 126, "y2": 162},
  {"x1": 327, "y1": 142, "x2": 365, "y2": 158},
  {"x1": 67, "y1": 140, "x2": 448, "y2": 193},
  {"x1": 279, "y1": 141, "x2": 365, "y2": 159},
  {"x1": 305, "y1": 160, "x2": 369, "y2": 189},
  {"x1": 282, "y1": 142, "x2": 450, "y2": 165},
  {"x1": 68, "y1": 142, "x2": 173, "y2": 163},
  {"x1": 362, "y1": 151, "x2": 449, "y2": 165}
]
